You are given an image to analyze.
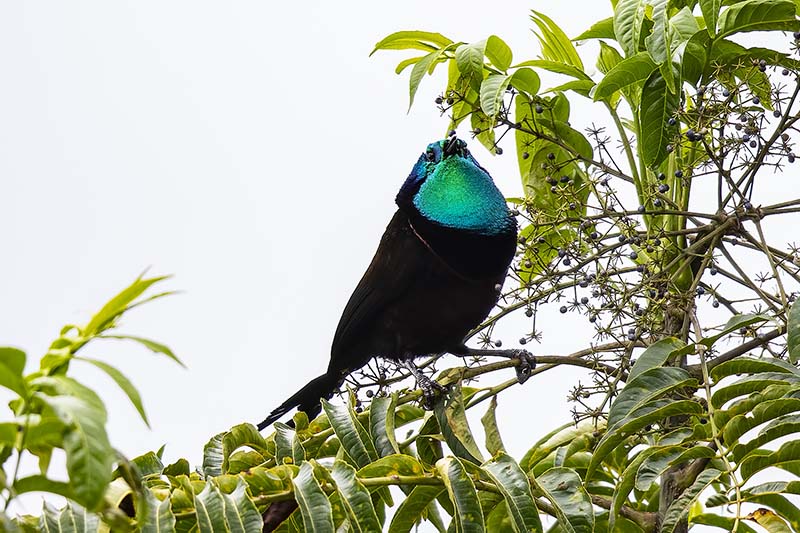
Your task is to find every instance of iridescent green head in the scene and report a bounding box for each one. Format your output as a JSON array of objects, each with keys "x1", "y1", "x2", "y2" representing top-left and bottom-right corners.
[{"x1": 396, "y1": 137, "x2": 514, "y2": 236}]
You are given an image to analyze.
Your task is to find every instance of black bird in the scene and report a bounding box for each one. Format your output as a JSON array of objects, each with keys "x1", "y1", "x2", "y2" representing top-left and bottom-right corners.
[{"x1": 257, "y1": 135, "x2": 533, "y2": 430}]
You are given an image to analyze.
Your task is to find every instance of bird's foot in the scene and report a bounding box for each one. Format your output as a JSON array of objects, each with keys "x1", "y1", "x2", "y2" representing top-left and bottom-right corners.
[
  {"x1": 418, "y1": 373, "x2": 447, "y2": 410},
  {"x1": 401, "y1": 360, "x2": 447, "y2": 410},
  {"x1": 458, "y1": 347, "x2": 536, "y2": 384}
]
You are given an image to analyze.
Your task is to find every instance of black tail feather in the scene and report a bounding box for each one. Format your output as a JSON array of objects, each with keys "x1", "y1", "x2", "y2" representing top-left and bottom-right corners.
[{"x1": 257, "y1": 373, "x2": 339, "y2": 431}]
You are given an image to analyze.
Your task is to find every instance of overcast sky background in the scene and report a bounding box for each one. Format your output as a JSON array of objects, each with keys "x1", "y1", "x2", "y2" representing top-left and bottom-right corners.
[{"x1": 1, "y1": 1, "x2": 795, "y2": 527}]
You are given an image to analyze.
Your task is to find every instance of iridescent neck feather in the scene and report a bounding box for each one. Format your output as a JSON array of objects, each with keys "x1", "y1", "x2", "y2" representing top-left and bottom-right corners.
[{"x1": 411, "y1": 155, "x2": 512, "y2": 236}]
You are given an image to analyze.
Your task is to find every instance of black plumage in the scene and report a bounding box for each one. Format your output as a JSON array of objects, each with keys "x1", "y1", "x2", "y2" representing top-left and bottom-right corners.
[{"x1": 257, "y1": 136, "x2": 529, "y2": 430}]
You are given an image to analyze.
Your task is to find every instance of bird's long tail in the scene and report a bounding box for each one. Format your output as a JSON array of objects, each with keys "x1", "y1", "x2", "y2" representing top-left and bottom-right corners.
[{"x1": 257, "y1": 373, "x2": 340, "y2": 430}]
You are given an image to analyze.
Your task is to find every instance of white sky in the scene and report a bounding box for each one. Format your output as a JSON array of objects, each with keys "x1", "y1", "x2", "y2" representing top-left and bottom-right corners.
[{"x1": 2, "y1": 1, "x2": 793, "y2": 528}]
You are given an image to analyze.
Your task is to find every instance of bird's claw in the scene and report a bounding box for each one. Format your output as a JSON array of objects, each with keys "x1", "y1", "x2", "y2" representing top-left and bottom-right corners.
[
  {"x1": 418, "y1": 375, "x2": 447, "y2": 410},
  {"x1": 511, "y1": 349, "x2": 536, "y2": 384}
]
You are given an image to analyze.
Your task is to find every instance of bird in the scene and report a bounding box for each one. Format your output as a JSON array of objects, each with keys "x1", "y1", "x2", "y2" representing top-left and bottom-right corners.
[{"x1": 257, "y1": 134, "x2": 534, "y2": 431}]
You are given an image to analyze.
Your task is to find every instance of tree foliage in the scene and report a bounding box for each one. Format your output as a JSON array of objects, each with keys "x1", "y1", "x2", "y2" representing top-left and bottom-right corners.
[{"x1": 5, "y1": 0, "x2": 800, "y2": 531}]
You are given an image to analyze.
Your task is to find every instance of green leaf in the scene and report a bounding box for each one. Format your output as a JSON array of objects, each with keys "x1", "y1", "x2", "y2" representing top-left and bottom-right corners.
[
  {"x1": 101, "y1": 335, "x2": 184, "y2": 367},
  {"x1": 137, "y1": 487, "x2": 177, "y2": 533},
  {"x1": 574, "y1": 17, "x2": 615, "y2": 41},
  {"x1": 711, "y1": 372, "x2": 800, "y2": 408},
  {"x1": 614, "y1": 0, "x2": 647, "y2": 56},
  {"x1": 699, "y1": 0, "x2": 723, "y2": 35},
  {"x1": 357, "y1": 454, "x2": 425, "y2": 481},
  {"x1": 628, "y1": 338, "x2": 685, "y2": 381},
  {"x1": 644, "y1": 0, "x2": 676, "y2": 92},
  {"x1": 485, "y1": 35, "x2": 512, "y2": 71},
  {"x1": 661, "y1": 469, "x2": 721, "y2": 533},
  {"x1": 322, "y1": 399, "x2": 377, "y2": 468},
  {"x1": 84, "y1": 275, "x2": 170, "y2": 337},
  {"x1": 531, "y1": 11, "x2": 583, "y2": 70},
  {"x1": 691, "y1": 513, "x2": 757, "y2": 532},
  {"x1": 219, "y1": 478, "x2": 263, "y2": 533},
  {"x1": 746, "y1": 509, "x2": 793, "y2": 533},
  {"x1": 588, "y1": 399, "x2": 703, "y2": 477},
  {"x1": 14, "y1": 475, "x2": 74, "y2": 500},
  {"x1": 433, "y1": 381, "x2": 484, "y2": 464},
  {"x1": 608, "y1": 367, "x2": 697, "y2": 427},
  {"x1": 535, "y1": 117, "x2": 593, "y2": 160},
  {"x1": 0, "y1": 347, "x2": 26, "y2": 396},
  {"x1": 703, "y1": 314, "x2": 771, "y2": 348},
  {"x1": 39, "y1": 501, "x2": 100, "y2": 533},
  {"x1": 532, "y1": 467, "x2": 593, "y2": 533},
  {"x1": 77, "y1": 357, "x2": 149, "y2": 427},
  {"x1": 331, "y1": 461, "x2": 380, "y2": 533},
  {"x1": 195, "y1": 482, "x2": 229, "y2": 533},
  {"x1": 223, "y1": 423, "x2": 270, "y2": 472},
  {"x1": 388, "y1": 485, "x2": 445, "y2": 533},
  {"x1": 408, "y1": 49, "x2": 446, "y2": 111},
  {"x1": 740, "y1": 439, "x2": 800, "y2": 482},
  {"x1": 480, "y1": 74, "x2": 511, "y2": 120},
  {"x1": 789, "y1": 299, "x2": 800, "y2": 364},
  {"x1": 456, "y1": 41, "x2": 488, "y2": 93},
  {"x1": 436, "y1": 457, "x2": 484, "y2": 533},
  {"x1": 293, "y1": 462, "x2": 334, "y2": 533},
  {"x1": 31, "y1": 377, "x2": 112, "y2": 509},
  {"x1": 203, "y1": 432, "x2": 225, "y2": 478},
  {"x1": 520, "y1": 420, "x2": 603, "y2": 471},
  {"x1": 639, "y1": 69, "x2": 679, "y2": 168},
  {"x1": 718, "y1": 0, "x2": 799, "y2": 39},
  {"x1": 636, "y1": 446, "x2": 714, "y2": 492},
  {"x1": 368, "y1": 395, "x2": 400, "y2": 458},
  {"x1": 480, "y1": 397, "x2": 505, "y2": 456},
  {"x1": 371, "y1": 31, "x2": 453, "y2": 55},
  {"x1": 509, "y1": 68, "x2": 540, "y2": 96},
  {"x1": 481, "y1": 454, "x2": 542, "y2": 533},
  {"x1": 597, "y1": 41, "x2": 623, "y2": 77},
  {"x1": 274, "y1": 423, "x2": 305, "y2": 466}
]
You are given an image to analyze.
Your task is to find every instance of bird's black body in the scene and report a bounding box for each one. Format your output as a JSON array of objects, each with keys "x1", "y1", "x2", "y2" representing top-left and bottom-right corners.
[{"x1": 257, "y1": 137, "x2": 518, "y2": 430}]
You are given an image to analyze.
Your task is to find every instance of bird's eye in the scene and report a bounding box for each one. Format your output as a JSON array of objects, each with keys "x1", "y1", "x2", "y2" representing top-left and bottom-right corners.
[{"x1": 426, "y1": 150, "x2": 436, "y2": 161}]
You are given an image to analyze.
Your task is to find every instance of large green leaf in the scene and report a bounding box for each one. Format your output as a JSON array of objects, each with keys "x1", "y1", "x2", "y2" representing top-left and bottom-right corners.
[
  {"x1": 137, "y1": 488, "x2": 177, "y2": 533},
  {"x1": 480, "y1": 74, "x2": 511, "y2": 120},
  {"x1": 789, "y1": 299, "x2": 800, "y2": 364},
  {"x1": 661, "y1": 469, "x2": 721, "y2": 533},
  {"x1": 203, "y1": 432, "x2": 225, "y2": 478},
  {"x1": 644, "y1": 0, "x2": 674, "y2": 93},
  {"x1": 513, "y1": 60, "x2": 592, "y2": 81},
  {"x1": 368, "y1": 395, "x2": 399, "y2": 458},
  {"x1": 480, "y1": 397, "x2": 505, "y2": 456},
  {"x1": 717, "y1": 0, "x2": 799, "y2": 39},
  {"x1": 223, "y1": 423, "x2": 270, "y2": 473},
  {"x1": 614, "y1": 0, "x2": 647, "y2": 57},
  {"x1": 608, "y1": 367, "x2": 697, "y2": 427},
  {"x1": 702, "y1": 314, "x2": 770, "y2": 348},
  {"x1": 481, "y1": 454, "x2": 542, "y2": 533},
  {"x1": 31, "y1": 377, "x2": 112, "y2": 509},
  {"x1": 532, "y1": 467, "x2": 593, "y2": 533},
  {"x1": 0, "y1": 347, "x2": 26, "y2": 396},
  {"x1": 371, "y1": 31, "x2": 453, "y2": 55},
  {"x1": 83, "y1": 275, "x2": 170, "y2": 336},
  {"x1": 219, "y1": 479, "x2": 262, "y2": 533},
  {"x1": 699, "y1": 0, "x2": 723, "y2": 35},
  {"x1": 456, "y1": 41, "x2": 488, "y2": 93},
  {"x1": 195, "y1": 482, "x2": 228, "y2": 533},
  {"x1": 388, "y1": 486, "x2": 445, "y2": 533},
  {"x1": 101, "y1": 334, "x2": 184, "y2": 367},
  {"x1": 639, "y1": 69, "x2": 679, "y2": 168},
  {"x1": 509, "y1": 68, "x2": 540, "y2": 97},
  {"x1": 330, "y1": 461, "x2": 381, "y2": 533},
  {"x1": 433, "y1": 381, "x2": 484, "y2": 465},
  {"x1": 436, "y1": 457, "x2": 484, "y2": 533},
  {"x1": 322, "y1": 399, "x2": 378, "y2": 468},
  {"x1": 593, "y1": 52, "x2": 656, "y2": 104},
  {"x1": 274, "y1": 423, "x2": 305, "y2": 466},
  {"x1": 740, "y1": 439, "x2": 800, "y2": 482},
  {"x1": 408, "y1": 49, "x2": 446, "y2": 110},
  {"x1": 485, "y1": 35, "x2": 512, "y2": 71},
  {"x1": 77, "y1": 357, "x2": 149, "y2": 427},
  {"x1": 628, "y1": 337, "x2": 686, "y2": 381},
  {"x1": 574, "y1": 17, "x2": 615, "y2": 41},
  {"x1": 711, "y1": 372, "x2": 800, "y2": 409},
  {"x1": 293, "y1": 462, "x2": 335, "y2": 533},
  {"x1": 39, "y1": 501, "x2": 100, "y2": 533},
  {"x1": 531, "y1": 11, "x2": 583, "y2": 70},
  {"x1": 691, "y1": 513, "x2": 757, "y2": 532}
]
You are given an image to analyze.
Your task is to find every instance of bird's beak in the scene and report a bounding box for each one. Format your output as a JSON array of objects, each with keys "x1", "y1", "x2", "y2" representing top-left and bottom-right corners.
[{"x1": 443, "y1": 135, "x2": 459, "y2": 157}]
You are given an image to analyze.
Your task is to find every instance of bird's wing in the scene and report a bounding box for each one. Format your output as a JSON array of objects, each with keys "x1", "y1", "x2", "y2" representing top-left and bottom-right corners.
[{"x1": 329, "y1": 209, "x2": 426, "y2": 369}]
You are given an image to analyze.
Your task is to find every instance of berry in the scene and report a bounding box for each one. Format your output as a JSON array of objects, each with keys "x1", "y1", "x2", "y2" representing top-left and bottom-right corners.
[
  {"x1": 589, "y1": 315, "x2": 597, "y2": 323},
  {"x1": 753, "y1": 96, "x2": 761, "y2": 105},
  {"x1": 657, "y1": 172, "x2": 666, "y2": 180},
  {"x1": 563, "y1": 257, "x2": 571, "y2": 266},
  {"x1": 522, "y1": 152, "x2": 529, "y2": 159},
  {"x1": 783, "y1": 69, "x2": 790, "y2": 76},
  {"x1": 658, "y1": 184, "x2": 670, "y2": 193},
  {"x1": 520, "y1": 337, "x2": 527, "y2": 345},
  {"x1": 495, "y1": 147, "x2": 503, "y2": 155},
  {"x1": 435, "y1": 96, "x2": 443, "y2": 104},
  {"x1": 789, "y1": 154, "x2": 796, "y2": 163},
  {"x1": 547, "y1": 152, "x2": 555, "y2": 160},
  {"x1": 637, "y1": 205, "x2": 646, "y2": 213},
  {"x1": 712, "y1": 300, "x2": 720, "y2": 308},
  {"x1": 560, "y1": 306, "x2": 568, "y2": 314},
  {"x1": 629, "y1": 251, "x2": 638, "y2": 260},
  {"x1": 710, "y1": 267, "x2": 718, "y2": 276},
  {"x1": 535, "y1": 104, "x2": 543, "y2": 113},
  {"x1": 495, "y1": 340, "x2": 503, "y2": 347},
  {"x1": 590, "y1": 231, "x2": 599, "y2": 240},
  {"x1": 581, "y1": 296, "x2": 589, "y2": 304},
  {"x1": 749, "y1": 140, "x2": 757, "y2": 148},
  {"x1": 675, "y1": 170, "x2": 683, "y2": 178},
  {"x1": 722, "y1": 89, "x2": 731, "y2": 97},
  {"x1": 668, "y1": 117, "x2": 677, "y2": 126},
  {"x1": 653, "y1": 198, "x2": 662, "y2": 207},
  {"x1": 696, "y1": 286, "x2": 705, "y2": 296},
  {"x1": 560, "y1": 175, "x2": 570, "y2": 183},
  {"x1": 525, "y1": 308, "x2": 533, "y2": 317},
  {"x1": 446, "y1": 97, "x2": 454, "y2": 105}
]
